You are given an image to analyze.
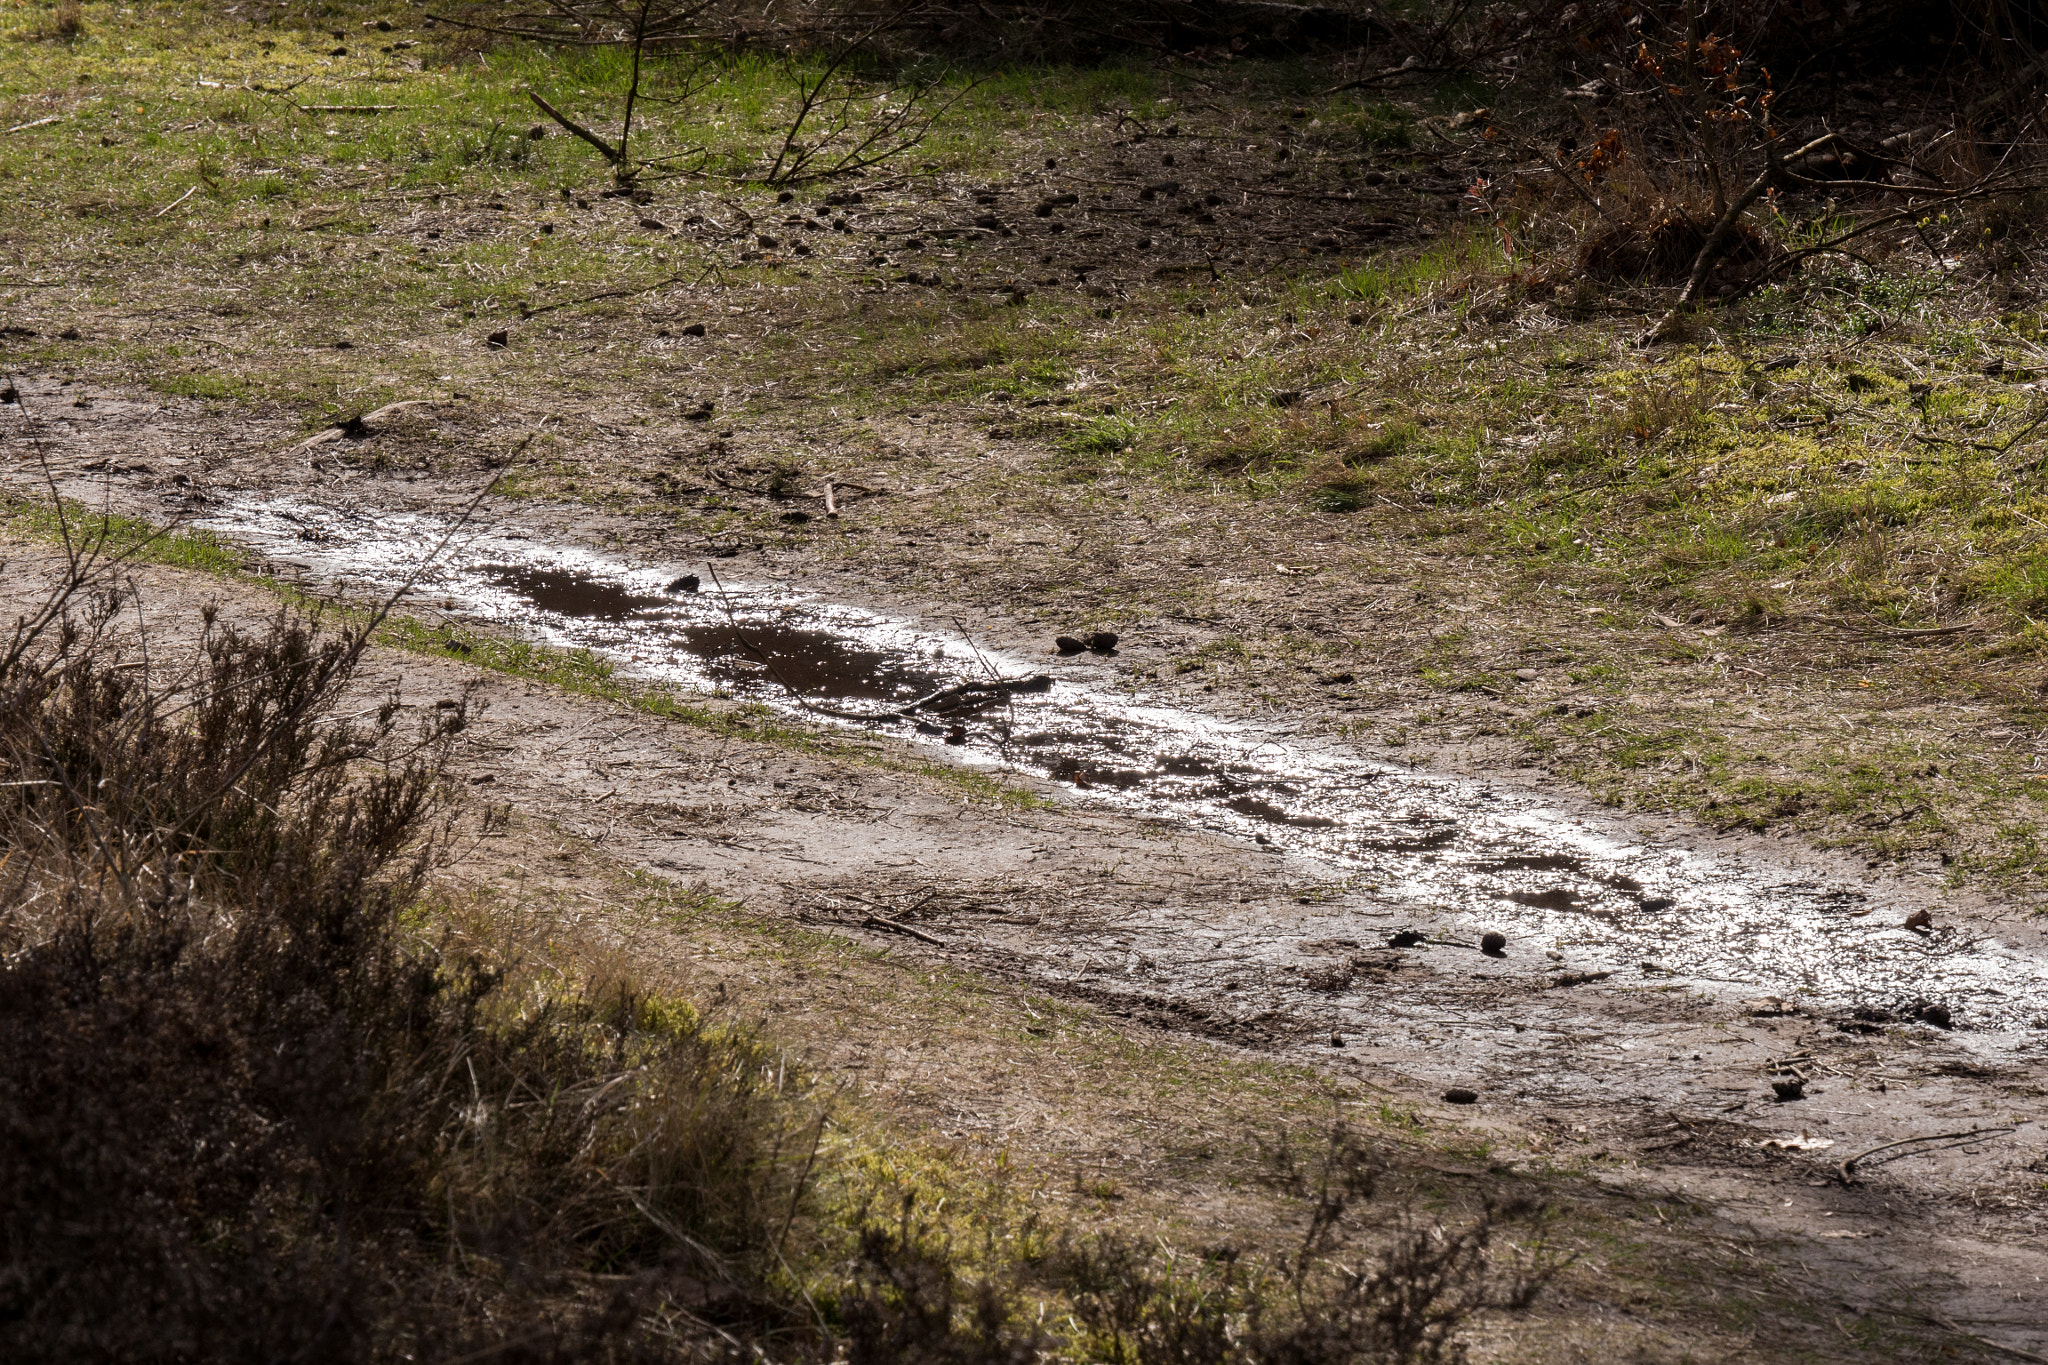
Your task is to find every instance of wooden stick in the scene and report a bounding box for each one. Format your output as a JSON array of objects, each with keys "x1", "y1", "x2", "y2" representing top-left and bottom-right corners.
[
  {"x1": 862, "y1": 913, "x2": 946, "y2": 946},
  {"x1": 823, "y1": 481, "x2": 837, "y2": 517},
  {"x1": 528, "y1": 90, "x2": 623, "y2": 165},
  {"x1": 296, "y1": 104, "x2": 398, "y2": 113}
]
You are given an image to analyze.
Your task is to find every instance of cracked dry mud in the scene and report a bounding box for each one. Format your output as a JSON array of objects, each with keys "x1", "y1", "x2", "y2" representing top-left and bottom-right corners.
[{"x1": 7, "y1": 373, "x2": 2048, "y2": 1358}]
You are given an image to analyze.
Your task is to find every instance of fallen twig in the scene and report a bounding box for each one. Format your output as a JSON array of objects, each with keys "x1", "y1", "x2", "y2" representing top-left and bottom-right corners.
[
  {"x1": 290, "y1": 399, "x2": 452, "y2": 453},
  {"x1": 1838, "y1": 1124, "x2": 2016, "y2": 1183},
  {"x1": 1798, "y1": 616, "x2": 1984, "y2": 641},
  {"x1": 519, "y1": 266, "x2": 711, "y2": 319},
  {"x1": 529, "y1": 90, "x2": 624, "y2": 165},
  {"x1": 862, "y1": 913, "x2": 947, "y2": 946},
  {"x1": 1923, "y1": 1313, "x2": 2048, "y2": 1365}
]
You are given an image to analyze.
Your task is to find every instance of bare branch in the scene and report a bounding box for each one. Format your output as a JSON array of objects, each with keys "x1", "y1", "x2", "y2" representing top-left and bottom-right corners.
[{"x1": 529, "y1": 90, "x2": 624, "y2": 164}]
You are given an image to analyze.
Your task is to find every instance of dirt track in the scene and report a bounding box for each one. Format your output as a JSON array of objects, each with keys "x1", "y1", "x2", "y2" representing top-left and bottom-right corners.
[{"x1": 7, "y1": 370, "x2": 2048, "y2": 1359}]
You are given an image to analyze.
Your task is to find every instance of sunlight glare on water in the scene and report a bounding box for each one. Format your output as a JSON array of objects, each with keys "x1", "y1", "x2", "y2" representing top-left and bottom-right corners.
[{"x1": 199, "y1": 494, "x2": 2048, "y2": 1032}]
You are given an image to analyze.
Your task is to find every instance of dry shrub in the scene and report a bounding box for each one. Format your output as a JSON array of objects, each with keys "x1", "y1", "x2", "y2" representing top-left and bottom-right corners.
[
  {"x1": 53, "y1": 1, "x2": 84, "y2": 39},
  {"x1": 0, "y1": 548, "x2": 811, "y2": 1362}
]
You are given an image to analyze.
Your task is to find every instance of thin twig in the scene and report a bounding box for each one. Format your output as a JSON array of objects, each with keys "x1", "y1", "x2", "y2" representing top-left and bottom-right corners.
[
  {"x1": 528, "y1": 90, "x2": 622, "y2": 165},
  {"x1": 861, "y1": 913, "x2": 947, "y2": 946},
  {"x1": 1837, "y1": 1124, "x2": 2016, "y2": 1182},
  {"x1": 518, "y1": 265, "x2": 711, "y2": 319},
  {"x1": 153, "y1": 185, "x2": 197, "y2": 219}
]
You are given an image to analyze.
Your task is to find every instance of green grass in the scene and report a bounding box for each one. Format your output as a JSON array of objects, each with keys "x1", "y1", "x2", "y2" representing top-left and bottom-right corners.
[
  {"x1": 16, "y1": 6, "x2": 2046, "y2": 651},
  {"x1": 1, "y1": 495, "x2": 249, "y2": 575}
]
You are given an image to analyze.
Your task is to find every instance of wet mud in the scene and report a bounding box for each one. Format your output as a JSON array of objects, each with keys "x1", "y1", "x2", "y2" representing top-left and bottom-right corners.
[{"x1": 201, "y1": 493, "x2": 2048, "y2": 1035}]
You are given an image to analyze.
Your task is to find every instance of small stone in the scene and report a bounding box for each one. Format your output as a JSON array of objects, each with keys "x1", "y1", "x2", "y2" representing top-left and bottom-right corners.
[
  {"x1": 1443, "y1": 1087, "x2": 1479, "y2": 1105},
  {"x1": 1904, "y1": 908, "x2": 1933, "y2": 932},
  {"x1": 945, "y1": 722, "x2": 968, "y2": 746},
  {"x1": 1388, "y1": 929, "x2": 1427, "y2": 948},
  {"x1": 1480, "y1": 931, "x2": 1507, "y2": 955},
  {"x1": 58, "y1": 327, "x2": 80, "y2": 340},
  {"x1": 680, "y1": 323, "x2": 707, "y2": 337},
  {"x1": 1329, "y1": 1033, "x2": 1344, "y2": 1047},
  {"x1": 639, "y1": 216, "x2": 669, "y2": 231},
  {"x1": 1054, "y1": 636, "x2": 1087, "y2": 655},
  {"x1": 757, "y1": 234, "x2": 780, "y2": 249},
  {"x1": 1087, "y1": 631, "x2": 1119, "y2": 653},
  {"x1": 1514, "y1": 668, "x2": 1539, "y2": 682},
  {"x1": 666, "y1": 575, "x2": 700, "y2": 595},
  {"x1": 486, "y1": 330, "x2": 509, "y2": 349},
  {"x1": 1771, "y1": 1077, "x2": 1806, "y2": 1101}
]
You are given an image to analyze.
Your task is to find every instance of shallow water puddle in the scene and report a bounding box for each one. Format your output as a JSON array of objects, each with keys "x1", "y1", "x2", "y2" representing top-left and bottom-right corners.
[{"x1": 202, "y1": 495, "x2": 2048, "y2": 1031}]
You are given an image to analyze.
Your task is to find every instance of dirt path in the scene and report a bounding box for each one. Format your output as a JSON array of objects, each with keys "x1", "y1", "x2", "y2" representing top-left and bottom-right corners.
[{"x1": 7, "y1": 374, "x2": 2048, "y2": 1360}]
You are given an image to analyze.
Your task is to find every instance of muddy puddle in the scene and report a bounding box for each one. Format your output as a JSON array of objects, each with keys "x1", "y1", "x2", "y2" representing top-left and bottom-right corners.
[{"x1": 201, "y1": 494, "x2": 2048, "y2": 1033}]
